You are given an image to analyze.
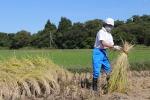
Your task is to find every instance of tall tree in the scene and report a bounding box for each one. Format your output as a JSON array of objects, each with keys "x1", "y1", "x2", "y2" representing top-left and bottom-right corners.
[
  {"x1": 44, "y1": 19, "x2": 57, "y2": 31},
  {"x1": 11, "y1": 30, "x2": 31, "y2": 49},
  {"x1": 84, "y1": 19, "x2": 103, "y2": 48},
  {"x1": 112, "y1": 25, "x2": 137, "y2": 44},
  {"x1": 84, "y1": 19, "x2": 103, "y2": 37},
  {"x1": 54, "y1": 17, "x2": 72, "y2": 49},
  {"x1": 0, "y1": 32, "x2": 9, "y2": 47},
  {"x1": 144, "y1": 28, "x2": 150, "y2": 46},
  {"x1": 58, "y1": 17, "x2": 72, "y2": 33},
  {"x1": 32, "y1": 20, "x2": 57, "y2": 48},
  {"x1": 43, "y1": 19, "x2": 57, "y2": 48},
  {"x1": 132, "y1": 15, "x2": 141, "y2": 24},
  {"x1": 140, "y1": 14, "x2": 150, "y2": 22},
  {"x1": 114, "y1": 20, "x2": 124, "y2": 27},
  {"x1": 60, "y1": 22, "x2": 87, "y2": 49}
]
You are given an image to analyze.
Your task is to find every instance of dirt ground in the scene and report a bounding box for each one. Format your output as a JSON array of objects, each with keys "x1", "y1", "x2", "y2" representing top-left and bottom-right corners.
[{"x1": 101, "y1": 71, "x2": 150, "y2": 100}]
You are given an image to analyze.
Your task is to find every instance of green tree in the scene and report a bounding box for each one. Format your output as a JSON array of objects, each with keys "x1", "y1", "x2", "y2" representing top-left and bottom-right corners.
[
  {"x1": 61, "y1": 22, "x2": 88, "y2": 49},
  {"x1": 30, "y1": 33, "x2": 38, "y2": 48},
  {"x1": 132, "y1": 15, "x2": 141, "y2": 24},
  {"x1": 44, "y1": 19, "x2": 57, "y2": 48},
  {"x1": 140, "y1": 14, "x2": 150, "y2": 22},
  {"x1": 114, "y1": 20, "x2": 124, "y2": 27},
  {"x1": 84, "y1": 19, "x2": 103, "y2": 48},
  {"x1": 32, "y1": 20, "x2": 57, "y2": 48},
  {"x1": 112, "y1": 25, "x2": 137, "y2": 44},
  {"x1": 126, "y1": 18, "x2": 133, "y2": 24},
  {"x1": 54, "y1": 17, "x2": 72, "y2": 49},
  {"x1": 72, "y1": 22, "x2": 87, "y2": 48},
  {"x1": 44, "y1": 19, "x2": 57, "y2": 31},
  {"x1": 129, "y1": 24, "x2": 144, "y2": 44},
  {"x1": 11, "y1": 30, "x2": 31, "y2": 49},
  {"x1": 31, "y1": 30, "x2": 47, "y2": 48},
  {"x1": 84, "y1": 19, "x2": 103, "y2": 37},
  {"x1": 144, "y1": 33, "x2": 150, "y2": 47},
  {"x1": 0, "y1": 32, "x2": 9, "y2": 48},
  {"x1": 143, "y1": 22, "x2": 150, "y2": 46},
  {"x1": 58, "y1": 17, "x2": 72, "y2": 33},
  {"x1": 8, "y1": 33, "x2": 15, "y2": 49}
]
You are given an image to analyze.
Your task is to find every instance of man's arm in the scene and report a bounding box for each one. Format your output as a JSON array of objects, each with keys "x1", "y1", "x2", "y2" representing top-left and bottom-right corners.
[
  {"x1": 100, "y1": 40, "x2": 121, "y2": 50},
  {"x1": 100, "y1": 40, "x2": 113, "y2": 48}
]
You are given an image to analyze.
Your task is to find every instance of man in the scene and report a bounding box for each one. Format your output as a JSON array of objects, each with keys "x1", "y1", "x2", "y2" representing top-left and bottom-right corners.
[{"x1": 92, "y1": 18, "x2": 121, "y2": 91}]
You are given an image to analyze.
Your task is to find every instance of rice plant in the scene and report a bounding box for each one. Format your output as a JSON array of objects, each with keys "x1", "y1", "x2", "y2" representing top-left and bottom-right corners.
[
  {"x1": 0, "y1": 56, "x2": 71, "y2": 99},
  {"x1": 107, "y1": 41, "x2": 134, "y2": 93}
]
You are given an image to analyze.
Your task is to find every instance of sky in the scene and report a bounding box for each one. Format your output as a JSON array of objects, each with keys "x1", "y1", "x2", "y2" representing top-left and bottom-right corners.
[{"x1": 0, "y1": 0, "x2": 150, "y2": 34}]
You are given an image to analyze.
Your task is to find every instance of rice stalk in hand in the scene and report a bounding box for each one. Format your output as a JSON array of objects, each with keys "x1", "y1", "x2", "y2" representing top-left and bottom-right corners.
[{"x1": 107, "y1": 41, "x2": 134, "y2": 93}]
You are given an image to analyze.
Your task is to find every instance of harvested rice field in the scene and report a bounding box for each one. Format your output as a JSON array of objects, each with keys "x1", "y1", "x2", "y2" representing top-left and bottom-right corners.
[
  {"x1": 0, "y1": 44, "x2": 150, "y2": 100},
  {"x1": 0, "y1": 57, "x2": 150, "y2": 100}
]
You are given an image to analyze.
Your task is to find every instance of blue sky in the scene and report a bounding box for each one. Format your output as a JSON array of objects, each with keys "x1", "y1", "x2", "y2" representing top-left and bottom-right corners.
[{"x1": 0, "y1": 0, "x2": 150, "y2": 34}]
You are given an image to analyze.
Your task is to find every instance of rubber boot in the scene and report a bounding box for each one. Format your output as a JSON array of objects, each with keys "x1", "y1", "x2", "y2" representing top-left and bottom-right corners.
[
  {"x1": 106, "y1": 70, "x2": 112, "y2": 82},
  {"x1": 93, "y1": 78, "x2": 98, "y2": 91},
  {"x1": 106, "y1": 74, "x2": 110, "y2": 81}
]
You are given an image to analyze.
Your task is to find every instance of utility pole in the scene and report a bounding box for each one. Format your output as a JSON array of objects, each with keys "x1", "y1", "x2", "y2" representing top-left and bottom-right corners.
[
  {"x1": 50, "y1": 31, "x2": 52, "y2": 49},
  {"x1": 50, "y1": 30, "x2": 57, "y2": 49}
]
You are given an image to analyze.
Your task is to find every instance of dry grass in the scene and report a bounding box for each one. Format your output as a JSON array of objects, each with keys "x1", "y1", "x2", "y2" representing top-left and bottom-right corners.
[
  {"x1": 0, "y1": 56, "x2": 102, "y2": 100},
  {"x1": 107, "y1": 41, "x2": 134, "y2": 93},
  {"x1": 0, "y1": 57, "x2": 71, "y2": 99}
]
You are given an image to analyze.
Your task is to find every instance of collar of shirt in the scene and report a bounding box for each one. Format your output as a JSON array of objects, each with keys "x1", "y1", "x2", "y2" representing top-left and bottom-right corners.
[
  {"x1": 102, "y1": 27, "x2": 107, "y2": 32},
  {"x1": 102, "y1": 27, "x2": 111, "y2": 33}
]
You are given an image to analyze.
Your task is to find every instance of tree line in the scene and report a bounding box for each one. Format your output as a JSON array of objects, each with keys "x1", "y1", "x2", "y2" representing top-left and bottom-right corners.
[{"x1": 0, "y1": 14, "x2": 150, "y2": 49}]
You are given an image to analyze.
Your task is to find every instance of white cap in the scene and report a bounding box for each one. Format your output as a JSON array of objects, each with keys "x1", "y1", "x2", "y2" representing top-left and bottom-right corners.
[{"x1": 105, "y1": 18, "x2": 114, "y2": 26}]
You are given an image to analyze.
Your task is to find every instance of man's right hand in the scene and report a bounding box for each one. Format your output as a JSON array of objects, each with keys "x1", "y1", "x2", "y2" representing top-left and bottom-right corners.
[{"x1": 113, "y1": 45, "x2": 121, "y2": 50}]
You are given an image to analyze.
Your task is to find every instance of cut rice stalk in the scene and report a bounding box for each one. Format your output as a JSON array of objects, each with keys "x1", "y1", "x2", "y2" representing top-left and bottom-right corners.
[{"x1": 107, "y1": 41, "x2": 134, "y2": 93}]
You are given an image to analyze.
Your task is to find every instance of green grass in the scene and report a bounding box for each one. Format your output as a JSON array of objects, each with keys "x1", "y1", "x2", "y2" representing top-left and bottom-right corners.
[
  {"x1": 0, "y1": 48, "x2": 150, "y2": 73},
  {"x1": 128, "y1": 49, "x2": 150, "y2": 70},
  {"x1": 0, "y1": 49, "x2": 93, "y2": 68}
]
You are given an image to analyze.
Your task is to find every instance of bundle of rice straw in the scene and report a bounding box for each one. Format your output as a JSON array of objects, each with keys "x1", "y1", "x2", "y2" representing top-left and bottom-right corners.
[{"x1": 107, "y1": 41, "x2": 134, "y2": 93}]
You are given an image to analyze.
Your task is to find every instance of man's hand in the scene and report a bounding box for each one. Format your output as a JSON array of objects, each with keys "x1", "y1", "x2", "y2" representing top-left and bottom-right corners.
[{"x1": 113, "y1": 45, "x2": 121, "y2": 50}]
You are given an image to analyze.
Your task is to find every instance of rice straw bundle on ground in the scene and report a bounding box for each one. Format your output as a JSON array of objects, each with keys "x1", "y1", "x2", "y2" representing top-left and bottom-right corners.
[
  {"x1": 0, "y1": 56, "x2": 101, "y2": 100},
  {"x1": 0, "y1": 56, "x2": 72, "y2": 100},
  {"x1": 107, "y1": 41, "x2": 134, "y2": 93}
]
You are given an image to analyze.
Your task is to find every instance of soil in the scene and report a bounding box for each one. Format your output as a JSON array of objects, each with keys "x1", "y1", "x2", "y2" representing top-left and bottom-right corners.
[{"x1": 101, "y1": 71, "x2": 150, "y2": 100}]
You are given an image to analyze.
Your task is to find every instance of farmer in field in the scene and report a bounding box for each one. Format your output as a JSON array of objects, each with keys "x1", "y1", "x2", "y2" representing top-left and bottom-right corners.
[{"x1": 92, "y1": 18, "x2": 121, "y2": 91}]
